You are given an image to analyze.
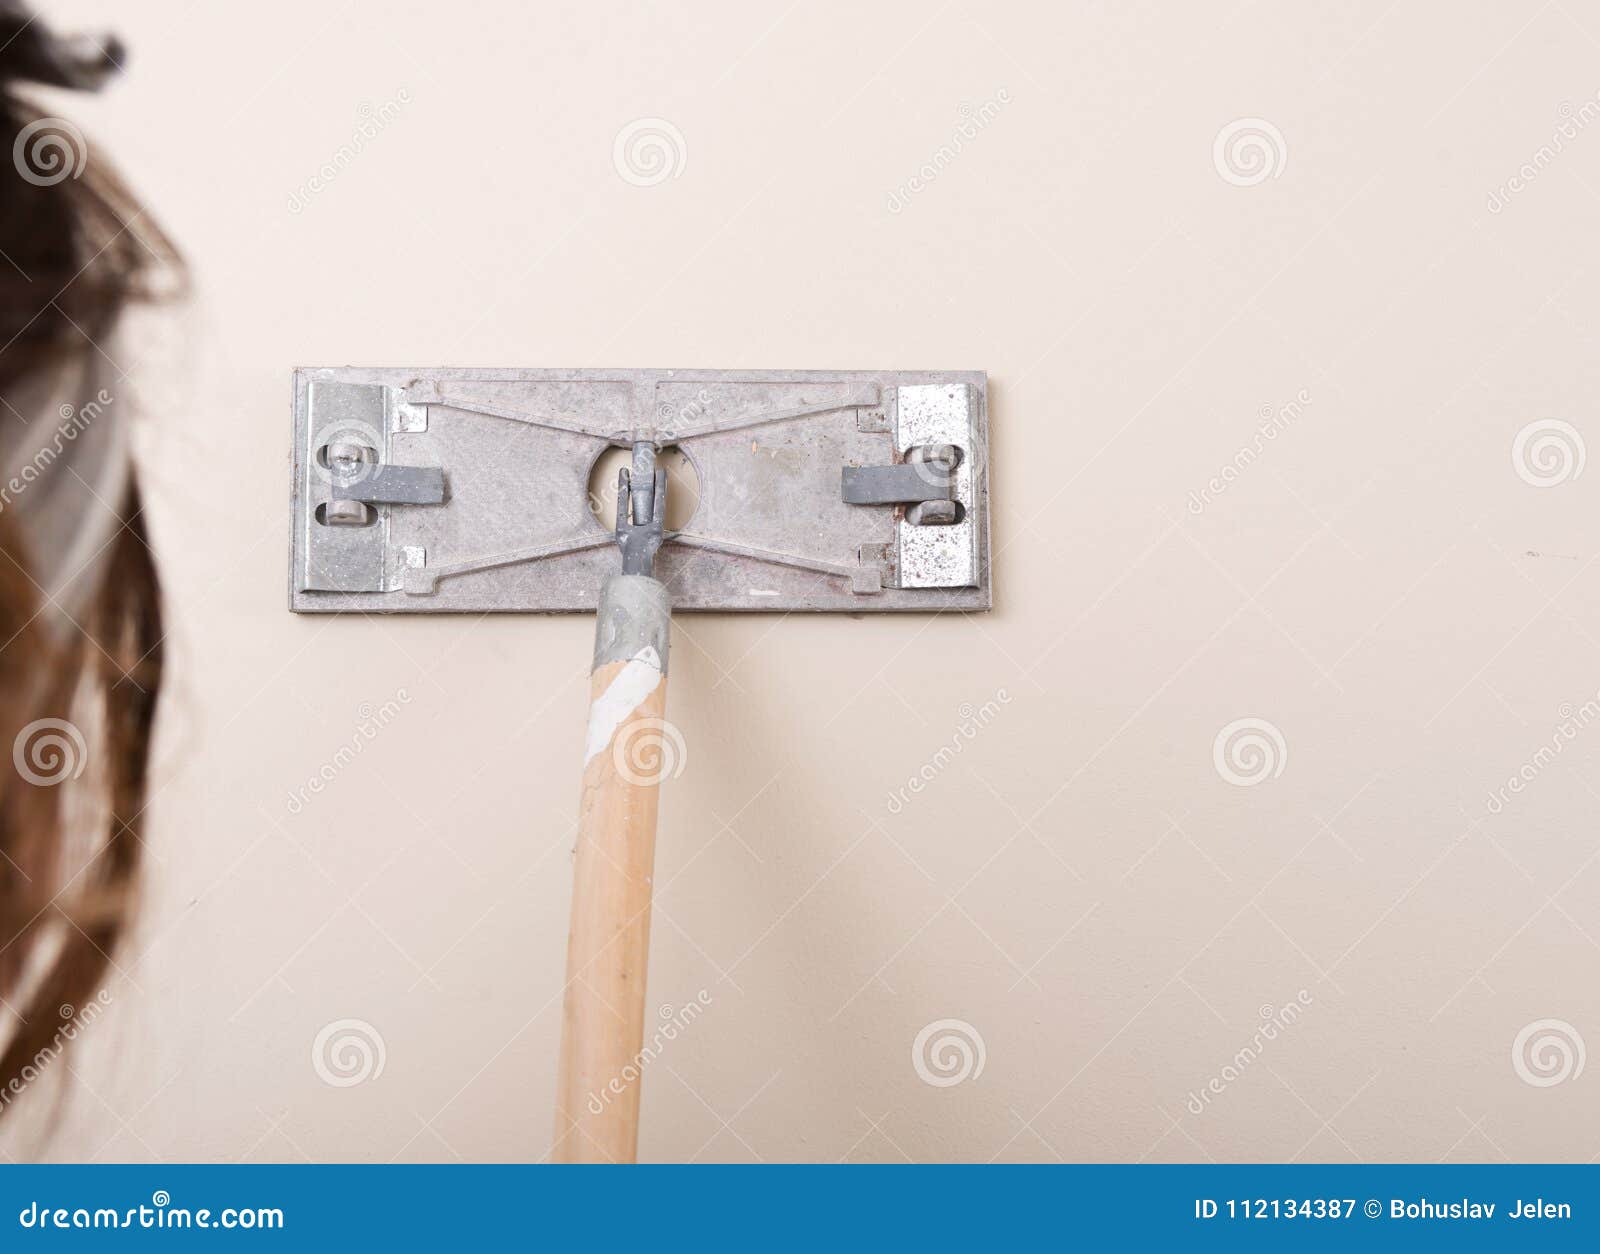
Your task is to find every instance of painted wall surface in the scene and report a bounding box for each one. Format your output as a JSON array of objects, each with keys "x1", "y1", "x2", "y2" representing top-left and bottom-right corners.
[{"x1": 18, "y1": 0, "x2": 1600, "y2": 1162}]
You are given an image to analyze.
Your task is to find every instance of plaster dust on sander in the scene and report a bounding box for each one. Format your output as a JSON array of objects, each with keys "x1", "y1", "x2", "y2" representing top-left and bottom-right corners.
[{"x1": 288, "y1": 367, "x2": 992, "y2": 1161}]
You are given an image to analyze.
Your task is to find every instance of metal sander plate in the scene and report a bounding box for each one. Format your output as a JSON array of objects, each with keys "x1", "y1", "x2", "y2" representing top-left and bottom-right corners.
[{"x1": 289, "y1": 367, "x2": 991, "y2": 614}]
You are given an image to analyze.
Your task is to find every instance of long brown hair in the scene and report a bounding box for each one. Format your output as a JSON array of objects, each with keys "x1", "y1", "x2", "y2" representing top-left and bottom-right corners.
[{"x1": 0, "y1": 12, "x2": 179, "y2": 1113}]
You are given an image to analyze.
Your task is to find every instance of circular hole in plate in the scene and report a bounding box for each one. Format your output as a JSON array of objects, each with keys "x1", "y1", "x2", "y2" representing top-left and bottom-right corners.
[{"x1": 587, "y1": 445, "x2": 699, "y2": 532}]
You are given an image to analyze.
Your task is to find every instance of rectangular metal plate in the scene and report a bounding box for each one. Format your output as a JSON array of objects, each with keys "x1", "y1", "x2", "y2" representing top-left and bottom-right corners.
[{"x1": 289, "y1": 368, "x2": 991, "y2": 613}]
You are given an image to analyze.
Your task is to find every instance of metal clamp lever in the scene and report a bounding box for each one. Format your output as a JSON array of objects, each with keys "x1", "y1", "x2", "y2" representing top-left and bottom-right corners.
[
  {"x1": 841, "y1": 444, "x2": 962, "y2": 526},
  {"x1": 320, "y1": 440, "x2": 446, "y2": 526}
]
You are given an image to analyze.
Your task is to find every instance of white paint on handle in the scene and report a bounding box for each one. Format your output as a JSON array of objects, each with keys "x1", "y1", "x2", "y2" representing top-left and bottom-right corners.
[{"x1": 583, "y1": 646, "x2": 663, "y2": 765}]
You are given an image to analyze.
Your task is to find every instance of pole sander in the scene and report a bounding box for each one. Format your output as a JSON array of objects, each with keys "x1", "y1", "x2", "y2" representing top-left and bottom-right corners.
[{"x1": 289, "y1": 368, "x2": 991, "y2": 1160}]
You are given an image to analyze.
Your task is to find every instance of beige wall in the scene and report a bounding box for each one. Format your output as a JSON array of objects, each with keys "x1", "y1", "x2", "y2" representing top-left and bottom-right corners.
[{"x1": 21, "y1": 0, "x2": 1600, "y2": 1161}]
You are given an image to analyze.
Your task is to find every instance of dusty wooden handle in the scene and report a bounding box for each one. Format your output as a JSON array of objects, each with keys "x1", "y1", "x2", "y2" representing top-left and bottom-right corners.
[{"x1": 553, "y1": 575, "x2": 672, "y2": 1164}]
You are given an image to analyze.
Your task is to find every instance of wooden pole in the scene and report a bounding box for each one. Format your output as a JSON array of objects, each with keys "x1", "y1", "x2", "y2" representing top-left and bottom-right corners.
[{"x1": 552, "y1": 575, "x2": 672, "y2": 1163}]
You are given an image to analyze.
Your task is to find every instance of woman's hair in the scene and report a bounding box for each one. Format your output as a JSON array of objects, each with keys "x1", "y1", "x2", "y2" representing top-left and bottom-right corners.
[{"x1": 0, "y1": 9, "x2": 178, "y2": 1112}]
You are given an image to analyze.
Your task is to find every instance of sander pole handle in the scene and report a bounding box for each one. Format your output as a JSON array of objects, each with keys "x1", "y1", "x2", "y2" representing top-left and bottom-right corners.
[{"x1": 552, "y1": 571, "x2": 672, "y2": 1163}]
